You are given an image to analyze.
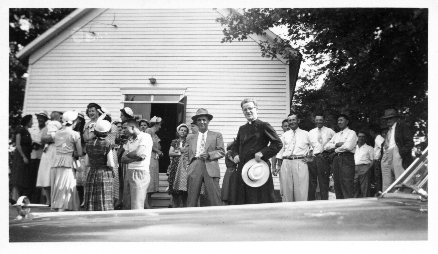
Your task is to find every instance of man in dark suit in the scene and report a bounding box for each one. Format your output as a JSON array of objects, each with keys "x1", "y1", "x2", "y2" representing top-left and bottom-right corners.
[
  {"x1": 230, "y1": 98, "x2": 283, "y2": 204},
  {"x1": 185, "y1": 108, "x2": 225, "y2": 207},
  {"x1": 380, "y1": 109, "x2": 414, "y2": 191}
]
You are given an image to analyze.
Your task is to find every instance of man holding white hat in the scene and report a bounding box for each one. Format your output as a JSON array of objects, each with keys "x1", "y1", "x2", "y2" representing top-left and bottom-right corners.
[
  {"x1": 275, "y1": 113, "x2": 313, "y2": 202},
  {"x1": 185, "y1": 108, "x2": 225, "y2": 207},
  {"x1": 231, "y1": 98, "x2": 282, "y2": 204}
]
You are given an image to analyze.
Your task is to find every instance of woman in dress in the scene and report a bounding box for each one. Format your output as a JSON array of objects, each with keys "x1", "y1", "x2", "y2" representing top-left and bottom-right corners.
[
  {"x1": 36, "y1": 111, "x2": 63, "y2": 205},
  {"x1": 167, "y1": 124, "x2": 189, "y2": 208},
  {"x1": 100, "y1": 111, "x2": 120, "y2": 207},
  {"x1": 221, "y1": 139, "x2": 238, "y2": 205},
  {"x1": 145, "y1": 116, "x2": 163, "y2": 209},
  {"x1": 84, "y1": 115, "x2": 114, "y2": 211},
  {"x1": 50, "y1": 111, "x2": 82, "y2": 211},
  {"x1": 74, "y1": 113, "x2": 86, "y2": 206},
  {"x1": 10, "y1": 115, "x2": 33, "y2": 201}
]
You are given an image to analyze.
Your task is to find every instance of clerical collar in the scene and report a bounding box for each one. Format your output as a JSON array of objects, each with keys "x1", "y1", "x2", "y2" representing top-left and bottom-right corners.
[{"x1": 247, "y1": 118, "x2": 258, "y2": 124}]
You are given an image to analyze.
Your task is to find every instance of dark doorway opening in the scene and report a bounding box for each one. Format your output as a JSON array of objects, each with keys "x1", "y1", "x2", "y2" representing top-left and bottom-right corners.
[{"x1": 150, "y1": 103, "x2": 178, "y2": 174}]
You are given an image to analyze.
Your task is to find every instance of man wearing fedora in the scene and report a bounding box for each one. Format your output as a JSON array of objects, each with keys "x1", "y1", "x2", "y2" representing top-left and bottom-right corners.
[
  {"x1": 275, "y1": 113, "x2": 313, "y2": 202},
  {"x1": 231, "y1": 98, "x2": 282, "y2": 204},
  {"x1": 324, "y1": 114, "x2": 358, "y2": 199},
  {"x1": 380, "y1": 109, "x2": 414, "y2": 191},
  {"x1": 185, "y1": 108, "x2": 225, "y2": 207}
]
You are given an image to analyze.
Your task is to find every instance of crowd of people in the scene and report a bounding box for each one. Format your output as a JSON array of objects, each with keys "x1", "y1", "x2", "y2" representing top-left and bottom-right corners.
[{"x1": 8, "y1": 98, "x2": 419, "y2": 212}]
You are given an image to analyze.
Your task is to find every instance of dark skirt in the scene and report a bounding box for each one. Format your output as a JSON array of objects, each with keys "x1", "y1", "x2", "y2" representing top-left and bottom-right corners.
[
  {"x1": 10, "y1": 149, "x2": 32, "y2": 189},
  {"x1": 221, "y1": 165, "x2": 238, "y2": 203},
  {"x1": 84, "y1": 167, "x2": 114, "y2": 211}
]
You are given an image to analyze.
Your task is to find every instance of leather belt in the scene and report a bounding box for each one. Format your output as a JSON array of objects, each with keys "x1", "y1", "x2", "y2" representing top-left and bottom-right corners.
[
  {"x1": 335, "y1": 152, "x2": 353, "y2": 156},
  {"x1": 285, "y1": 156, "x2": 306, "y2": 160}
]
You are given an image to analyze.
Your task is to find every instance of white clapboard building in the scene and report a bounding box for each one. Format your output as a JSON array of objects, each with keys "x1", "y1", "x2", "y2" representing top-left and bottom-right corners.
[{"x1": 17, "y1": 8, "x2": 301, "y2": 205}]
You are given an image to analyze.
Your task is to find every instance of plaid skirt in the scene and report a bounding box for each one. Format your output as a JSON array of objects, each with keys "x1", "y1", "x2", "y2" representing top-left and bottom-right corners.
[{"x1": 84, "y1": 166, "x2": 114, "y2": 211}]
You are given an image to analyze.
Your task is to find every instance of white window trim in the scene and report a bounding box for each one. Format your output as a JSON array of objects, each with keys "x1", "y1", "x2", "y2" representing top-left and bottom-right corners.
[{"x1": 120, "y1": 87, "x2": 187, "y2": 103}]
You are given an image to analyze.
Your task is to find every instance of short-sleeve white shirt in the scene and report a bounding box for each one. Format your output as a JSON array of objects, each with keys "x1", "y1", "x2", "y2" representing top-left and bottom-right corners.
[{"x1": 123, "y1": 132, "x2": 153, "y2": 171}]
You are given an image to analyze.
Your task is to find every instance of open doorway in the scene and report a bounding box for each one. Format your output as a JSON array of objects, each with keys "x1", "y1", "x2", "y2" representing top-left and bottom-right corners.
[
  {"x1": 124, "y1": 96, "x2": 186, "y2": 174},
  {"x1": 150, "y1": 103, "x2": 178, "y2": 174}
]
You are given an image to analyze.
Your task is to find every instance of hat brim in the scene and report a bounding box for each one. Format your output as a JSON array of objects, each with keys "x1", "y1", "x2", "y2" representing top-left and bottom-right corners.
[
  {"x1": 35, "y1": 113, "x2": 48, "y2": 118},
  {"x1": 241, "y1": 159, "x2": 270, "y2": 188},
  {"x1": 336, "y1": 114, "x2": 350, "y2": 122},
  {"x1": 191, "y1": 114, "x2": 213, "y2": 121},
  {"x1": 381, "y1": 114, "x2": 400, "y2": 119}
]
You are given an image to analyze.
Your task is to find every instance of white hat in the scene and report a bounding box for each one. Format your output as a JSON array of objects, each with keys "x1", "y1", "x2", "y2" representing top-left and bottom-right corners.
[
  {"x1": 241, "y1": 159, "x2": 270, "y2": 187},
  {"x1": 35, "y1": 110, "x2": 49, "y2": 119},
  {"x1": 176, "y1": 123, "x2": 189, "y2": 132},
  {"x1": 95, "y1": 118, "x2": 112, "y2": 133},
  {"x1": 62, "y1": 111, "x2": 79, "y2": 126},
  {"x1": 120, "y1": 107, "x2": 134, "y2": 118},
  {"x1": 150, "y1": 116, "x2": 162, "y2": 123}
]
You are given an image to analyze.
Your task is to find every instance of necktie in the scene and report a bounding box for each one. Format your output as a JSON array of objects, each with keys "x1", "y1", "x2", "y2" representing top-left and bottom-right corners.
[
  {"x1": 318, "y1": 128, "x2": 323, "y2": 145},
  {"x1": 384, "y1": 127, "x2": 391, "y2": 150},
  {"x1": 290, "y1": 130, "x2": 296, "y2": 154},
  {"x1": 199, "y1": 133, "x2": 206, "y2": 154}
]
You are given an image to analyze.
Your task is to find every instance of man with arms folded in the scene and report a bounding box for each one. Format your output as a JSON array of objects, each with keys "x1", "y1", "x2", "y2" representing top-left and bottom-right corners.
[
  {"x1": 324, "y1": 114, "x2": 358, "y2": 199},
  {"x1": 121, "y1": 119, "x2": 153, "y2": 210},
  {"x1": 274, "y1": 114, "x2": 313, "y2": 202}
]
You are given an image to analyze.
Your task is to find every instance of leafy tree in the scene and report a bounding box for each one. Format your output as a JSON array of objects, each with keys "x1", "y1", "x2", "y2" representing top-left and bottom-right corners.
[
  {"x1": 217, "y1": 8, "x2": 427, "y2": 140},
  {"x1": 9, "y1": 8, "x2": 75, "y2": 137}
]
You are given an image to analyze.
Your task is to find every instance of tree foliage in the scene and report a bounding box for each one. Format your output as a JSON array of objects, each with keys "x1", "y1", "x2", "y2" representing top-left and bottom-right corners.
[
  {"x1": 9, "y1": 8, "x2": 75, "y2": 134},
  {"x1": 217, "y1": 8, "x2": 428, "y2": 140}
]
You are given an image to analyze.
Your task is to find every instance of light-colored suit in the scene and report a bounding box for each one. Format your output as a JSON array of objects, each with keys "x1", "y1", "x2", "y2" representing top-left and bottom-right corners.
[{"x1": 185, "y1": 131, "x2": 225, "y2": 207}]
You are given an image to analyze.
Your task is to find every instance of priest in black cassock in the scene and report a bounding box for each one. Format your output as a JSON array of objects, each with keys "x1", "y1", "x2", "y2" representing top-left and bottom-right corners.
[{"x1": 230, "y1": 98, "x2": 283, "y2": 204}]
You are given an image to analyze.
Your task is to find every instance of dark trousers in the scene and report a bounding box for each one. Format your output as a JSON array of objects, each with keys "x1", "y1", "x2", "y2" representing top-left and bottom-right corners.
[
  {"x1": 354, "y1": 164, "x2": 372, "y2": 198},
  {"x1": 373, "y1": 160, "x2": 382, "y2": 193},
  {"x1": 187, "y1": 159, "x2": 222, "y2": 207},
  {"x1": 332, "y1": 153, "x2": 355, "y2": 199},
  {"x1": 308, "y1": 154, "x2": 331, "y2": 200}
]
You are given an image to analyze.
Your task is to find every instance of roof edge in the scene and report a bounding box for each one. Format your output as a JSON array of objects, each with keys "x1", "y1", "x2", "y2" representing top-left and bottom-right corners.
[{"x1": 16, "y1": 8, "x2": 92, "y2": 60}]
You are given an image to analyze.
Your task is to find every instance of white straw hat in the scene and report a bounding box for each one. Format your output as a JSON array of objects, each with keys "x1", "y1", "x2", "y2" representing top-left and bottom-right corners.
[
  {"x1": 62, "y1": 111, "x2": 78, "y2": 126},
  {"x1": 241, "y1": 159, "x2": 270, "y2": 188}
]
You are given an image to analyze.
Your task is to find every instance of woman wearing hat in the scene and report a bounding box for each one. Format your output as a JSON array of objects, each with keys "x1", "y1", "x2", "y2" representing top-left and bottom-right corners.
[
  {"x1": 83, "y1": 103, "x2": 103, "y2": 142},
  {"x1": 10, "y1": 115, "x2": 33, "y2": 201},
  {"x1": 167, "y1": 123, "x2": 189, "y2": 208},
  {"x1": 139, "y1": 119, "x2": 149, "y2": 132},
  {"x1": 50, "y1": 111, "x2": 82, "y2": 211},
  {"x1": 83, "y1": 115, "x2": 115, "y2": 211},
  {"x1": 144, "y1": 116, "x2": 163, "y2": 208}
]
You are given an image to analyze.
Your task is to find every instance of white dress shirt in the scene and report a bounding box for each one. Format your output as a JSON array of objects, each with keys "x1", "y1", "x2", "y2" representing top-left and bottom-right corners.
[
  {"x1": 386, "y1": 122, "x2": 397, "y2": 150},
  {"x1": 374, "y1": 135, "x2": 385, "y2": 159},
  {"x1": 324, "y1": 127, "x2": 358, "y2": 153},
  {"x1": 195, "y1": 130, "x2": 209, "y2": 157},
  {"x1": 354, "y1": 144, "x2": 374, "y2": 165},
  {"x1": 276, "y1": 128, "x2": 312, "y2": 158},
  {"x1": 309, "y1": 126, "x2": 336, "y2": 154}
]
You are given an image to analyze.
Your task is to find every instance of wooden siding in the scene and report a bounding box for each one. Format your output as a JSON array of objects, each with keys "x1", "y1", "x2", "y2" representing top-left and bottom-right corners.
[{"x1": 23, "y1": 9, "x2": 288, "y2": 189}]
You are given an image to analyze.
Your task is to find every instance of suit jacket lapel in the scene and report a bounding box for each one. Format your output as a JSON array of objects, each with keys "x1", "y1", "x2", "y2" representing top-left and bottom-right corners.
[{"x1": 204, "y1": 131, "x2": 213, "y2": 151}]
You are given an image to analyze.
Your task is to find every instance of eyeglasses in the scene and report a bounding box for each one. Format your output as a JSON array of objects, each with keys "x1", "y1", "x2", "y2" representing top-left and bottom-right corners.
[{"x1": 242, "y1": 107, "x2": 256, "y2": 112}]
